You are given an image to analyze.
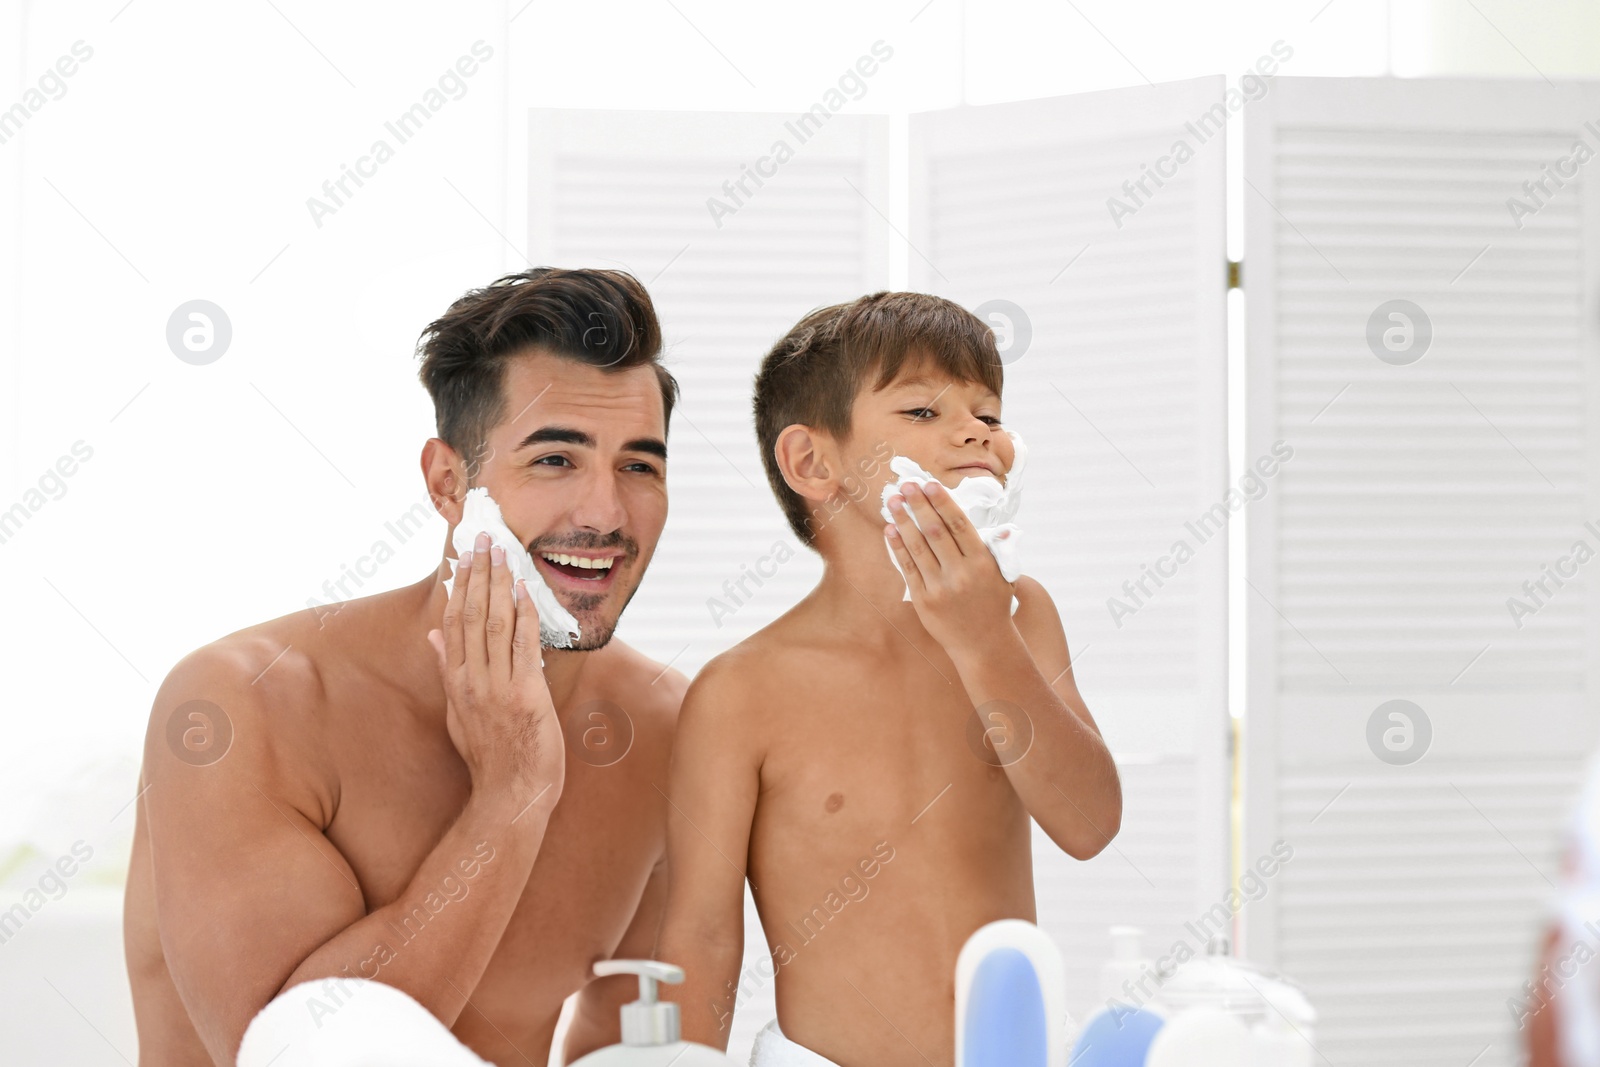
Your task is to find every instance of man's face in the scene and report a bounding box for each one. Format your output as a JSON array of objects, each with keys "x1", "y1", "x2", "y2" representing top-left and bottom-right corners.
[
  {"x1": 845, "y1": 363, "x2": 1014, "y2": 498},
  {"x1": 464, "y1": 350, "x2": 668, "y2": 650}
]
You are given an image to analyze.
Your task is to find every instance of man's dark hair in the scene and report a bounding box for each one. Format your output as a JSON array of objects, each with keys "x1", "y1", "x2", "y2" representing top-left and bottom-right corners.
[
  {"x1": 753, "y1": 291, "x2": 1004, "y2": 546},
  {"x1": 416, "y1": 267, "x2": 678, "y2": 479}
]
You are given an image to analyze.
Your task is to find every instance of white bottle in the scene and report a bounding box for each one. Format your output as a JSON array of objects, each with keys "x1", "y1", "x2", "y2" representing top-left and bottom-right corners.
[
  {"x1": 1251, "y1": 1011, "x2": 1313, "y2": 1067},
  {"x1": 1099, "y1": 925, "x2": 1155, "y2": 1004},
  {"x1": 567, "y1": 960, "x2": 739, "y2": 1067}
]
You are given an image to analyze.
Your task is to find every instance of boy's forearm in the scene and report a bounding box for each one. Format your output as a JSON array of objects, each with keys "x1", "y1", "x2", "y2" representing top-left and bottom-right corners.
[
  {"x1": 659, "y1": 926, "x2": 743, "y2": 1050},
  {"x1": 949, "y1": 628, "x2": 1122, "y2": 858},
  {"x1": 562, "y1": 999, "x2": 619, "y2": 1064},
  {"x1": 279, "y1": 792, "x2": 549, "y2": 1027}
]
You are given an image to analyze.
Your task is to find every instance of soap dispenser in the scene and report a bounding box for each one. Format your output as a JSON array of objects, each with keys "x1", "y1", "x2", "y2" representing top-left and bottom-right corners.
[{"x1": 567, "y1": 959, "x2": 739, "y2": 1067}]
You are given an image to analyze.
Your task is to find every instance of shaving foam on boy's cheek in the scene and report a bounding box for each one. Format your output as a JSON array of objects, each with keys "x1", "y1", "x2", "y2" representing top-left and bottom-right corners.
[{"x1": 879, "y1": 430, "x2": 1027, "y2": 609}]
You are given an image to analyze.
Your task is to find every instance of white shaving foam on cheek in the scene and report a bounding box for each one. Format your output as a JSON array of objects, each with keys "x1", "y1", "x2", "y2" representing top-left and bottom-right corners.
[
  {"x1": 879, "y1": 429, "x2": 1028, "y2": 607},
  {"x1": 441, "y1": 486, "x2": 582, "y2": 649}
]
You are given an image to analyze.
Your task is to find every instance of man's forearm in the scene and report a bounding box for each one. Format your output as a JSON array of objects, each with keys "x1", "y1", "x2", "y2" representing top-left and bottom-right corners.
[
  {"x1": 950, "y1": 628, "x2": 1121, "y2": 857},
  {"x1": 279, "y1": 790, "x2": 549, "y2": 1027}
]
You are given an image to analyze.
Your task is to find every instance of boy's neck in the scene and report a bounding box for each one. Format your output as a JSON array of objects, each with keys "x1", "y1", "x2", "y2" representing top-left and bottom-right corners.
[{"x1": 809, "y1": 532, "x2": 938, "y2": 651}]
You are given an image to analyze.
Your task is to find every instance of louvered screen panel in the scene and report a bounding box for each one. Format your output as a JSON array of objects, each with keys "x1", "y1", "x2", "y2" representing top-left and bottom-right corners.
[
  {"x1": 1244, "y1": 77, "x2": 1600, "y2": 1066},
  {"x1": 527, "y1": 108, "x2": 890, "y2": 1062},
  {"x1": 528, "y1": 108, "x2": 889, "y2": 676},
  {"x1": 911, "y1": 78, "x2": 1231, "y2": 1020}
]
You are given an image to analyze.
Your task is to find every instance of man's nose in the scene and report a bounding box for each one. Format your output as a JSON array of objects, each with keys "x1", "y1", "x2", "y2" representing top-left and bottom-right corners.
[{"x1": 570, "y1": 467, "x2": 627, "y2": 534}]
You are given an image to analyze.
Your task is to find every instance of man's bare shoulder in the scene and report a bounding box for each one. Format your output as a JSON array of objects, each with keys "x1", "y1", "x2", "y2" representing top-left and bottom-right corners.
[
  {"x1": 584, "y1": 637, "x2": 690, "y2": 733},
  {"x1": 143, "y1": 611, "x2": 336, "y2": 798}
]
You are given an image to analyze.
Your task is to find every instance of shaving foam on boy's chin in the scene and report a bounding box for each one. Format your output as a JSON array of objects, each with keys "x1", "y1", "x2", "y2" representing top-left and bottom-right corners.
[
  {"x1": 879, "y1": 429, "x2": 1027, "y2": 610},
  {"x1": 441, "y1": 486, "x2": 582, "y2": 649}
]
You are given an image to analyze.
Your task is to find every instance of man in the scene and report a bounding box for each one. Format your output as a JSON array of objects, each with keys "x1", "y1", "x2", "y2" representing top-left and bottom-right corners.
[{"x1": 123, "y1": 267, "x2": 689, "y2": 1065}]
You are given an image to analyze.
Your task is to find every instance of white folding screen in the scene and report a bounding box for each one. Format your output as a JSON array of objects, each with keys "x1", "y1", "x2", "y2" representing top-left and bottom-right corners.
[
  {"x1": 910, "y1": 77, "x2": 1232, "y2": 1020},
  {"x1": 1244, "y1": 77, "x2": 1600, "y2": 1065},
  {"x1": 526, "y1": 108, "x2": 891, "y2": 1060},
  {"x1": 527, "y1": 108, "x2": 891, "y2": 675}
]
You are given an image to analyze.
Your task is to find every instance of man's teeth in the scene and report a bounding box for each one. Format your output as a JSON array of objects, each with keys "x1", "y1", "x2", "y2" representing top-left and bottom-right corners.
[{"x1": 540, "y1": 552, "x2": 614, "y2": 571}]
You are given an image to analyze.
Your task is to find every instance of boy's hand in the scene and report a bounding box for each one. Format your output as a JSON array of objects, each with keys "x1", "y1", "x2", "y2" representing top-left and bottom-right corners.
[{"x1": 884, "y1": 480, "x2": 1016, "y2": 660}]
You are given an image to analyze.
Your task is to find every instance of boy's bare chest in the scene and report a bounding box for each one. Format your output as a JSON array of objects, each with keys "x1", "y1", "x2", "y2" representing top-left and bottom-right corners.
[{"x1": 756, "y1": 656, "x2": 1022, "y2": 827}]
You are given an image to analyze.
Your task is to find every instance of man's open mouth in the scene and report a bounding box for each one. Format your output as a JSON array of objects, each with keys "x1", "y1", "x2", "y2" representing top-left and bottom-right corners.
[{"x1": 535, "y1": 551, "x2": 621, "y2": 589}]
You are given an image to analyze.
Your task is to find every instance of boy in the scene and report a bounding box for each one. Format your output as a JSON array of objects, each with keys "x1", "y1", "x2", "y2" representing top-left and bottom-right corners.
[{"x1": 655, "y1": 292, "x2": 1121, "y2": 1066}]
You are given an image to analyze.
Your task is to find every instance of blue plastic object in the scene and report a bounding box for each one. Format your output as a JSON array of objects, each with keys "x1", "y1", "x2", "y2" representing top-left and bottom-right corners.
[
  {"x1": 963, "y1": 947, "x2": 1048, "y2": 1067},
  {"x1": 1068, "y1": 1004, "x2": 1165, "y2": 1067}
]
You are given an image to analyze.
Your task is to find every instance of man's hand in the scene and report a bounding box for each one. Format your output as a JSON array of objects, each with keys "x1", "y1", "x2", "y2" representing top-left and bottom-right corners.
[
  {"x1": 429, "y1": 530, "x2": 565, "y2": 818},
  {"x1": 883, "y1": 479, "x2": 1014, "y2": 660}
]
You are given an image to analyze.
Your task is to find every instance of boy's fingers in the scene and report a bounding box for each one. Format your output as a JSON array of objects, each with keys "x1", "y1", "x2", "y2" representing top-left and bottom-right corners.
[
  {"x1": 901, "y1": 484, "x2": 962, "y2": 570},
  {"x1": 885, "y1": 524, "x2": 926, "y2": 595},
  {"x1": 921, "y1": 481, "x2": 982, "y2": 557},
  {"x1": 889, "y1": 492, "x2": 941, "y2": 573}
]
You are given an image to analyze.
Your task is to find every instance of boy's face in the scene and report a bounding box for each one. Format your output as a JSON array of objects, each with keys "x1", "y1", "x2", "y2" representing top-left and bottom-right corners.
[{"x1": 846, "y1": 364, "x2": 1015, "y2": 495}]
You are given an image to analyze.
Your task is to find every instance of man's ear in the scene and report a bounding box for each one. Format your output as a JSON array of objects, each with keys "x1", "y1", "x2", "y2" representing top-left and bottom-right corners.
[
  {"x1": 421, "y1": 438, "x2": 468, "y2": 525},
  {"x1": 773, "y1": 423, "x2": 842, "y2": 506}
]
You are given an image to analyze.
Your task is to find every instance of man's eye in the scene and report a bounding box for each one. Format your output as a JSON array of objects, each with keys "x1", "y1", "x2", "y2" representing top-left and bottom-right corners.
[
  {"x1": 533, "y1": 455, "x2": 572, "y2": 467},
  {"x1": 624, "y1": 462, "x2": 661, "y2": 475}
]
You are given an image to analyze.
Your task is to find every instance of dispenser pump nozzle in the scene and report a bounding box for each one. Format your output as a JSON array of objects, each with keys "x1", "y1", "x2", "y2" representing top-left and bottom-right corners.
[{"x1": 592, "y1": 960, "x2": 686, "y2": 1046}]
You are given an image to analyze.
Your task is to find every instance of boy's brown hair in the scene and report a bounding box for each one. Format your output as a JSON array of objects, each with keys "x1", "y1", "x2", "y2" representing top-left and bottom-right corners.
[{"x1": 753, "y1": 291, "x2": 1004, "y2": 547}]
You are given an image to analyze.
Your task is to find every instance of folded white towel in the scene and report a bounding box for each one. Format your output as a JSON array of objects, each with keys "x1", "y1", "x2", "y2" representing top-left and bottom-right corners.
[
  {"x1": 879, "y1": 430, "x2": 1028, "y2": 604},
  {"x1": 749, "y1": 1018, "x2": 843, "y2": 1067},
  {"x1": 443, "y1": 486, "x2": 582, "y2": 648},
  {"x1": 236, "y1": 978, "x2": 493, "y2": 1067}
]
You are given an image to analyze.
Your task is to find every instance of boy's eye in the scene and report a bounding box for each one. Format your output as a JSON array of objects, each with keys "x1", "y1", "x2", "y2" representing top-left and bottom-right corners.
[
  {"x1": 902, "y1": 408, "x2": 936, "y2": 421},
  {"x1": 980, "y1": 416, "x2": 1003, "y2": 427}
]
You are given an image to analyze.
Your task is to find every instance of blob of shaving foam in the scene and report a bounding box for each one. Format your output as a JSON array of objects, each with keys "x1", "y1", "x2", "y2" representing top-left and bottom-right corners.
[
  {"x1": 442, "y1": 486, "x2": 582, "y2": 649},
  {"x1": 879, "y1": 430, "x2": 1028, "y2": 606}
]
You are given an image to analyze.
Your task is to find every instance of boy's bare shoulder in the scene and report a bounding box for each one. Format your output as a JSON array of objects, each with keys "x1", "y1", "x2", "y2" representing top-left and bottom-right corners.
[{"x1": 678, "y1": 611, "x2": 828, "y2": 727}]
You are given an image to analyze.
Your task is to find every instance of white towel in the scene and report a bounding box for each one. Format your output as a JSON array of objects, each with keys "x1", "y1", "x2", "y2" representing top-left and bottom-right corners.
[
  {"x1": 236, "y1": 977, "x2": 492, "y2": 1067},
  {"x1": 749, "y1": 1018, "x2": 843, "y2": 1067}
]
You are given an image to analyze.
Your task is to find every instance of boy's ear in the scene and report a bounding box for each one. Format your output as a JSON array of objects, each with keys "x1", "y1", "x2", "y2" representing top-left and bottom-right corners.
[{"x1": 773, "y1": 423, "x2": 842, "y2": 504}]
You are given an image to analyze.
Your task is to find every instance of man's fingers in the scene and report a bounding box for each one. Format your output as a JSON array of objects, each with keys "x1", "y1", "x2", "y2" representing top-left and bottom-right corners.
[
  {"x1": 464, "y1": 532, "x2": 491, "y2": 674},
  {"x1": 427, "y1": 629, "x2": 446, "y2": 675},
  {"x1": 485, "y1": 544, "x2": 513, "y2": 682},
  {"x1": 442, "y1": 550, "x2": 470, "y2": 672},
  {"x1": 510, "y1": 578, "x2": 547, "y2": 680}
]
